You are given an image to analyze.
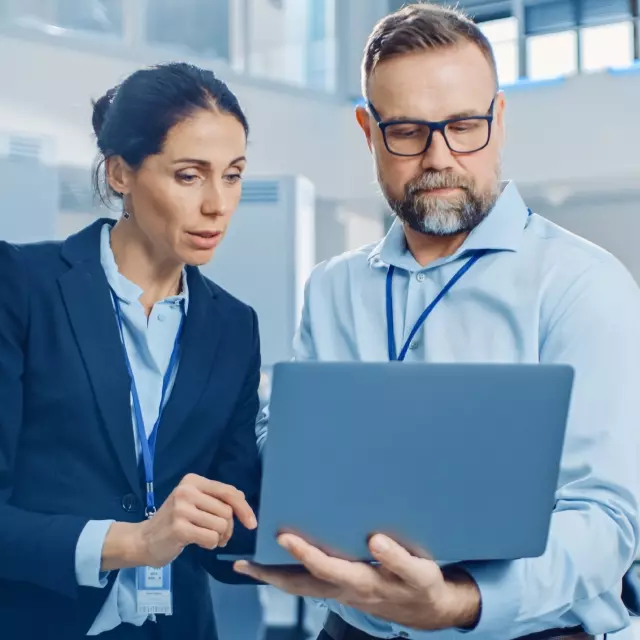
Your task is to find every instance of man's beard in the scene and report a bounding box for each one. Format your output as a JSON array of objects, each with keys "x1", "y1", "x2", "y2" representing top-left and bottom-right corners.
[{"x1": 381, "y1": 169, "x2": 500, "y2": 237}]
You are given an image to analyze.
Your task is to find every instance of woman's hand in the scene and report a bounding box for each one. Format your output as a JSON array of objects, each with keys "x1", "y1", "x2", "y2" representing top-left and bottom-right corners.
[{"x1": 101, "y1": 474, "x2": 257, "y2": 571}]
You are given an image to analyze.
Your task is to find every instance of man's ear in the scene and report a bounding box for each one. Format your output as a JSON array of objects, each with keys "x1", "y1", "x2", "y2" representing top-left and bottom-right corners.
[
  {"x1": 493, "y1": 90, "x2": 506, "y2": 144},
  {"x1": 355, "y1": 105, "x2": 373, "y2": 152}
]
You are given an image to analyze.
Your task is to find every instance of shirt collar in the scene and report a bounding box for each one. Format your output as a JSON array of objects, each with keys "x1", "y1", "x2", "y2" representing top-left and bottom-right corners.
[
  {"x1": 369, "y1": 180, "x2": 531, "y2": 271},
  {"x1": 99, "y1": 223, "x2": 189, "y2": 311}
]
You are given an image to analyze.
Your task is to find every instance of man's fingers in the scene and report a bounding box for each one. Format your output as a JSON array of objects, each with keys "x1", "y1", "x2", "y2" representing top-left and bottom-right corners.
[
  {"x1": 369, "y1": 535, "x2": 440, "y2": 589},
  {"x1": 279, "y1": 535, "x2": 345, "y2": 583},
  {"x1": 279, "y1": 534, "x2": 381, "y2": 592},
  {"x1": 233, "y1": 561, "x2": 339, "y2": 598}
]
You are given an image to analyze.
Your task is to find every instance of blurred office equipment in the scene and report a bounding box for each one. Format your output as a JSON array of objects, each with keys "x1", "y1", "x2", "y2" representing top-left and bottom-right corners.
[
  {"x1": 0, "y1": 129, "x2": 58, "y2": 242},
  {"x1": 204, "y1": 174, "x2": 315, "y2": 639},
  {"x1": 202, "y1": 175, "x2": 316, "y2": 367}
]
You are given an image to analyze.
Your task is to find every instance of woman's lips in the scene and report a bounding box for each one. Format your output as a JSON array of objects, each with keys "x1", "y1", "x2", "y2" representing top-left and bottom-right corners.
[{"x1": 187, "y1": 230, "x2": 222, "y2": 250}]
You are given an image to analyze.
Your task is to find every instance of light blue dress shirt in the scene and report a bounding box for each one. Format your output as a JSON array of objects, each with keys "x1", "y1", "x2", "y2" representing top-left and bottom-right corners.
[
  {"x1": 294, "y1": 182, "x2": 640, "y2": 640},
  {"x1": 74, "y1": 223, "x2": 188, "y2": 635}
]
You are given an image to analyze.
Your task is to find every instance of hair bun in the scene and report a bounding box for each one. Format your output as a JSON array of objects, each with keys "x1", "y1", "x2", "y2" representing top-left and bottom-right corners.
[{"x1": 91, "y1": 86, "x2": 118, "y2": 139}]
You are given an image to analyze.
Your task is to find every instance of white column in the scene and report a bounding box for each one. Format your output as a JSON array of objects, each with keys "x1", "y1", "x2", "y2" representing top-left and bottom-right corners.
[
  {"x1": 283, "y1": 0, "x2": 310, "y2": 86},
  {"x1": 512, "y1": 0, "x2": 527, "y2": 78},
  {"x1": 122, "y1": 0, "x2": 146, "y2": 47}
]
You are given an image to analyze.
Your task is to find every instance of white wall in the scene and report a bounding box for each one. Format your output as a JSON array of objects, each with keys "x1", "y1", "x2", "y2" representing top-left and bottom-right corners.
[
  {"x1": 3, "y1": 22, "x2": 640, "y2": 263},
  {"x1": 3, "y1": 21, "x2": 640, "y2": 200},
  {"x1": 0, "y1": 29, "x2": 374, "y2": 206},
  {"x1": 527, "y1": 192, "x2": 640, "y2": 283},
  {"x1": 502, "y1": 70, "x2": 640, "y2": 191}
]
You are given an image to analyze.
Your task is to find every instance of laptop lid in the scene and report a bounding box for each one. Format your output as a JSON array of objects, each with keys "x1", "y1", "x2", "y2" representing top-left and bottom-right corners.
[{"x1": 250, "y1": 362, "x2": 573, "y2": 566}]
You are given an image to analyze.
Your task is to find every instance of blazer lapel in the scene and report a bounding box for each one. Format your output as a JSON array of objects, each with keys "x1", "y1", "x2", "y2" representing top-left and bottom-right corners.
[
  {"x1": 154, "y1": 267, "x2": 224, "y2": 459},
  {"x1": 58, "y1": 220, "x2": 141, "y2": 497}
]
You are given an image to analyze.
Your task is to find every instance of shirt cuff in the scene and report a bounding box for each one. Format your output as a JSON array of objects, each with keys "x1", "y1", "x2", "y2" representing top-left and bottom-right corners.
[
  {"x1": 75, "y1": 520, "x2": 115, "y2": 588},
  {"x1": 456, "y1": 561, "x2": 522, "y2": 638}
]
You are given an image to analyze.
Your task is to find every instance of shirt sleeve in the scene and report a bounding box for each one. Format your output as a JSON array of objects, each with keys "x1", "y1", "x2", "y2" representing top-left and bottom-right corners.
[
  {"x1": 292, "y1": 278, "x2": 318, "y2": 362},
  {"x1": 75, "y1": 520, "x2": 114, "y2": 588},
  {"x1": 256, "y1": 406, "x2": 269, "y2": 455},
  {"x1": 451, "y1": 257, "x2": 640, "y2": 640}
]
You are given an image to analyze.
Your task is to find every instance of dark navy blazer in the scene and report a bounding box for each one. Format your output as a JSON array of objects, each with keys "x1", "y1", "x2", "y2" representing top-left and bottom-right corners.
[{"x1": 0, "y1": 219, "x2": 261, "y2": 640}]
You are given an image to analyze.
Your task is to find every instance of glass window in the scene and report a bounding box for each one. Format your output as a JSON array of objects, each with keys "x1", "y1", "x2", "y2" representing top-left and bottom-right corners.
[
  {"x1": 580, "y1": 21, "x2": 634, "y2": 72},
  {"x1": 245, "y1": 0, "x2": 291, "y2": 83},
  {"x1": 479, "y1": 17, "x2": 519, "y2": 86},
  {"x1": 146, "y1": 0, "x2": 229, "y2": 59},
  {"x1": 229, "y1": 0, "x2": 248, "y2": 73},
  {"x1": 527, "y1": 30, "x2": 578, "y2": 80},
  {"x1": 242, "y1": 0, "x2": 336, "y2": 92},
  {"x1": 55, "y1": 0, "x2": 123, "y2": 35},
  {"x1": 7, "y1": 0, "x2": 123, "y2": 36},
  {"x1": 306, "y1": 0, "x2": 336, "y2": 92},
  {"x1": 480, "y1": 16, "x2": 518, "y2": 43}
]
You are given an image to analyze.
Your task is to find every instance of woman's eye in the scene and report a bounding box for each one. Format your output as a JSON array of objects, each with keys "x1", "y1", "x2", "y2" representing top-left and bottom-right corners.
[
  {"x1": 225, "y1": 174, "x2": 242, "y2": 184},
  {"x1": 176, "y1": 172, "x2": 199, "y2": 184}
]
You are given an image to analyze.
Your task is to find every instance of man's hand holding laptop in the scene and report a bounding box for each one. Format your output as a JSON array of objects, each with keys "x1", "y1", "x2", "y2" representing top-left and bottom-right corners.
[{"x1": 234, "y1": 532, "x2": 481, "y2": 631}]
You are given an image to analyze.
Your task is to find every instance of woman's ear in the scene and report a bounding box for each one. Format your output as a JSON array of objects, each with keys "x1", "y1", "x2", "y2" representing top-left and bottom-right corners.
[{"x1": 106, "y1": 156, "x2": 133, "y2": 197}]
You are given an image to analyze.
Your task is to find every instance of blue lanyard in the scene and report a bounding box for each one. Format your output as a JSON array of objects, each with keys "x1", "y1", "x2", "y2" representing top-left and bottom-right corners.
[
  {"x1": 111, "y1": 293, "x2": 185, "y2": 518},
  {"x1": 387, "y1": 209, "x2": 533, "y2": 362},
  {"x1": 386, "y1": 251, "x2": 486, "y2": 361}
]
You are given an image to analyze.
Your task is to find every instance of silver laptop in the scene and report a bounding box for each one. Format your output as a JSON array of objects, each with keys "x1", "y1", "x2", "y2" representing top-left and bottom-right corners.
[{"x1": 220, "y1": 361, "x2": 573, "y2": 566}]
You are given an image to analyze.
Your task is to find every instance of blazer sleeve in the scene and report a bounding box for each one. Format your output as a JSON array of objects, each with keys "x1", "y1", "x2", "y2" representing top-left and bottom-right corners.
[
  {"x1": 200, "y1": 306, "x2": 263, "y2": 585},
  {"x1": 0, "y1": 242, "x2": 89, "y2": 598}
]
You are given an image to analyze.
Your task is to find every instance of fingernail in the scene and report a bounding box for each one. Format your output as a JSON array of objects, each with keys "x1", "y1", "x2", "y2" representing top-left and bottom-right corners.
[
  {"x1": 278, "y1": 534, "x2": 293, "y2": 550},
  {"x1": 234, "y1": 561, "x2": 248, "y2": 574},
  {"x1": 370, "y1": 535, "x2": 390, "y2": 553}
]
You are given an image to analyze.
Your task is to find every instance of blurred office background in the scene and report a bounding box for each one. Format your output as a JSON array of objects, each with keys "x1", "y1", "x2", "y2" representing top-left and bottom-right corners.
[{"x1": 1, "y1": 0, "x2": 639, "y2": 638}]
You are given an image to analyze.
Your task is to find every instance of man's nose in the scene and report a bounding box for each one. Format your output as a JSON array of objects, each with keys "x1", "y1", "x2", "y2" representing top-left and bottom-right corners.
[{"x1": 420, "y1": 130, "x2": 455, "y2": 173}]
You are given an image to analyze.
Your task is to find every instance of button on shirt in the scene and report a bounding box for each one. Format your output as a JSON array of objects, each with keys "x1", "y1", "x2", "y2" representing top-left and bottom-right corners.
[
  {"x1": 295, "y1": 182, "x2": 640, "y2": 640},
  {"x1": 73, "y1": 223, "x2": 188, "y2": 635}
]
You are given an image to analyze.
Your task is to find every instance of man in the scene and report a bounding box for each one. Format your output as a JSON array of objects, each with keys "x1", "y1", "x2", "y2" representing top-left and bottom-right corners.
[{"x1": 236, "y1": 3, "x2": 640, "y2": 639}]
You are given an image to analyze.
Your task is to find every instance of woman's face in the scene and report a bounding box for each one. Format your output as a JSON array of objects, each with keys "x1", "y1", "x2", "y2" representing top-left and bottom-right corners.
[{"x1": 109, "y1": 108, "x2": 247, "y2": 267}]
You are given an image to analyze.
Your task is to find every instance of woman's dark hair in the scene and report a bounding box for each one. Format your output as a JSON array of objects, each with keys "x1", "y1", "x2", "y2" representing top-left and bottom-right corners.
[{"x1": 92, "y1": 62, "x2": 249, "y2": 207}]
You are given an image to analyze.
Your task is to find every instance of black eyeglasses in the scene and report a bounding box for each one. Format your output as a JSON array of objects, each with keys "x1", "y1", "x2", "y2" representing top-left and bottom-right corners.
[{"x1": 367, "y1": 97, "x2": 496, "y2": 157}]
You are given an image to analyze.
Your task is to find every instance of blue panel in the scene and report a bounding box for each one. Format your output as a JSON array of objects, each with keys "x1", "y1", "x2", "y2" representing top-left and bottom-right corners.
[
  {"x1": 501, "y1": 76, "x2": 567, "y2": 90},
  {"x1": 421, "y1": 0, "x2": 512, "y2": 21},
  {"x1": 580, "y1": 0, "x2": 631, "y2": 26},
  {"x1": 608, "y1": 60, "x2": 640, "y2": 75},
  {"x1": 240, "y1": 180, "x2": 280, "y2": 205},
  {"x1": 525, "y1": 0, "x2": 632, "y2": 34},
  {"x1": 460, "y1": 0, "x2": 513, "y2": 21},
  {"x1": 525, "y1": 0, "x2": 577, "y2": 36},
  {"x1": 395, "y1": 0, "x2": 632, "y2": 34},
  {"x1": 422, "y1": 0, "x2": 631, "y2": 30}
]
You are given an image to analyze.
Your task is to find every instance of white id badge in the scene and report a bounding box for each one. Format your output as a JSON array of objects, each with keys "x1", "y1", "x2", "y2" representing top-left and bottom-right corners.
[{"x1": 135, "y1": 564, "x2": 173, "y2": 616}]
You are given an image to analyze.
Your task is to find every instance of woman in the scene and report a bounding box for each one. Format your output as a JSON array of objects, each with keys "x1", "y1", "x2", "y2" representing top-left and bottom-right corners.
[{"x1": 0, "y1": 63, "x2": 262, "y2": 640}]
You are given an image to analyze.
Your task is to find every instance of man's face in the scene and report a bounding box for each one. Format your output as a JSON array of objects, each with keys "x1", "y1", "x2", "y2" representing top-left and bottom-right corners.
[{"x1": 357, "y1": 42, "x2": 506, "y2": 237}]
